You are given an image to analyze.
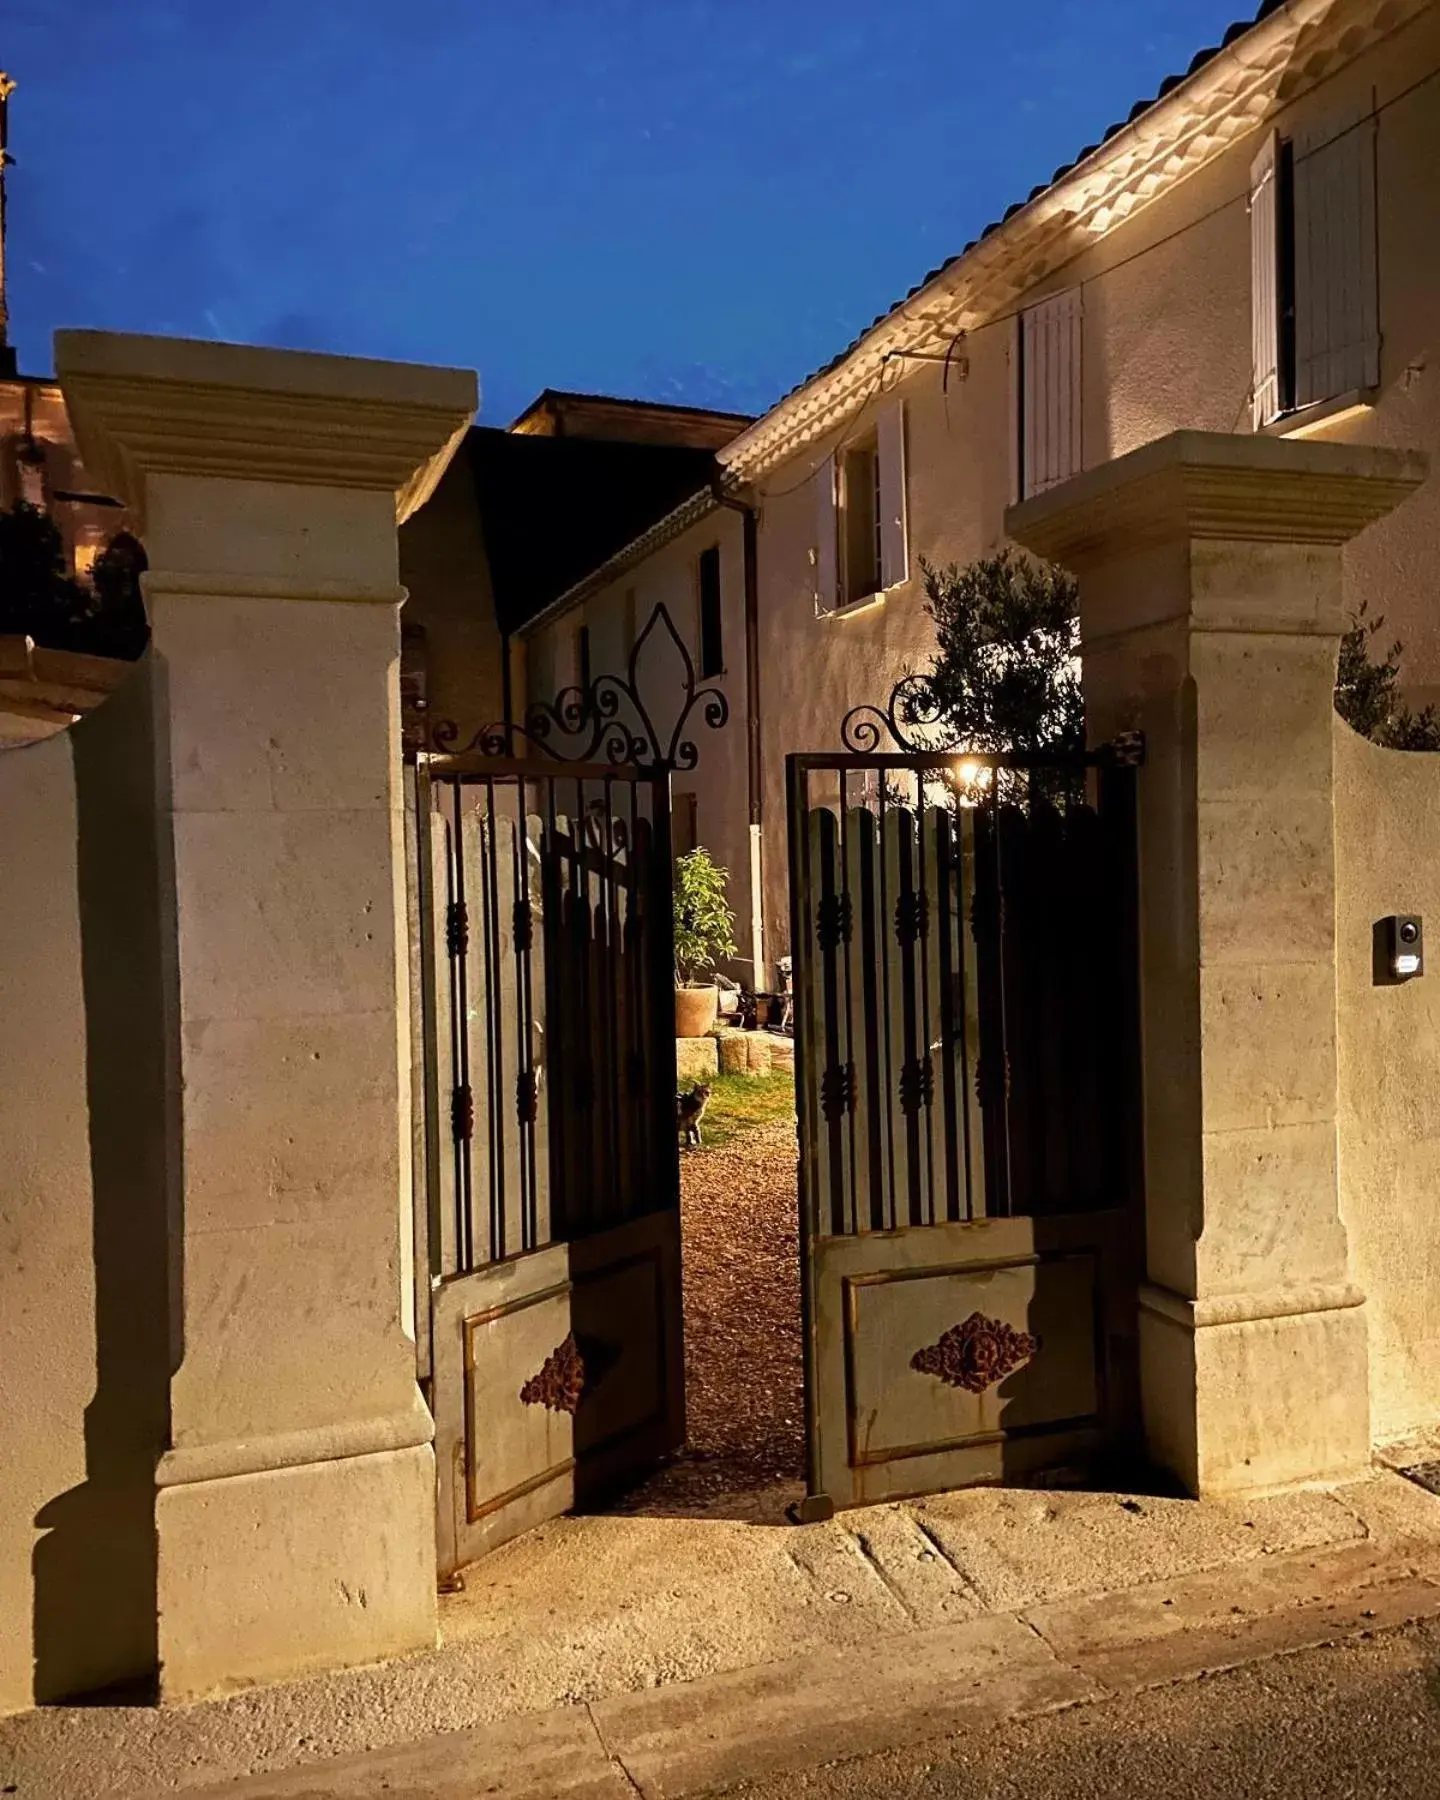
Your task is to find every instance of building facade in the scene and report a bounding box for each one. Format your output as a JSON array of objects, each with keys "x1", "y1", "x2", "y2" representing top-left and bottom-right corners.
[{"x1": 522, "y1": 0, "x2": 1440, "y2": 981}]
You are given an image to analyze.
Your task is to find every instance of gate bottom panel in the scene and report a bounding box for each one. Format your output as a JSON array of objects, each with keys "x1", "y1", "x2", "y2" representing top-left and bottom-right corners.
[
  {"x1": 808, "y1": 1210, "x2": 1134, "y2": 1510},
  {"x1": 432, "y1": 1208, "x2": 685, "y2": 1575}
]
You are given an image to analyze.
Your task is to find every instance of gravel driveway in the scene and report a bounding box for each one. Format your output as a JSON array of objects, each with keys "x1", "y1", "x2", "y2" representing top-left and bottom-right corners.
[{"x1": 616, "y1": 1115, "x2": 805, "y2": 1519}]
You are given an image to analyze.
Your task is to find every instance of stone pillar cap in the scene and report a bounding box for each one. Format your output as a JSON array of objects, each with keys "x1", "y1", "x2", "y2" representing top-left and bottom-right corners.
[
  {"x1": 1006, "y1": 429, "x2": 1429, "y2": 571},
  {"x1": 55, "y1": 329, "x2": 478, "y2": 523}
]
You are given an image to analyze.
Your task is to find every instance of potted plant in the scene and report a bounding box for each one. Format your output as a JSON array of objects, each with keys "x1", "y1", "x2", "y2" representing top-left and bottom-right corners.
[{"x1": 673, "y1": 847, "x2": 737, "y2": 1038}]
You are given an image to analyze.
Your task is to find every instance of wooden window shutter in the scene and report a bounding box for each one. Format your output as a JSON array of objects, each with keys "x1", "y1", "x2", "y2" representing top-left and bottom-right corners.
[
  {"x1": 1250, "y1": 131, "x2": 1282, "y2": 429},
  {"x1": 1019, "y1": 289, "x2": 1082, "y2": 497},
  {"x1": 1293, "y1": 104, "x2": 1379, "y2": 408},
  {"x1": 876, "y1": 399, "x2": 908, "y2": 590},
  {"x1": 814, "y1": 453, "x2": 839, "y2": 615}
]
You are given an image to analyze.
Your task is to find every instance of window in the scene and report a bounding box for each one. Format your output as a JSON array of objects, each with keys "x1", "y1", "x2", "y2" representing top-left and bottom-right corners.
[
  {"x1": 673, "y1": 791, "x2": 699, "y2": 857},
  {"x1": 1250, "y1": 105, "x2": 1378, "y2": 429},
  {"x1": 1015, "y1": 288, "x2": 1083, "y2": 500},
  {"x1": 697, "y1": 545, "x2": 724, "y2": 676},
  {"x1": 622, "y1": 586, "x2": 638, "y2": 657},
  {"x1": 814, "y1": 399, "x2": 908, "y2": 614},
  {"x1": 841, "y1": 437, "x2": 881, "y2": 605},
  {"x1": 574, "y1": 623, "x2": 592, "y2": 693}
]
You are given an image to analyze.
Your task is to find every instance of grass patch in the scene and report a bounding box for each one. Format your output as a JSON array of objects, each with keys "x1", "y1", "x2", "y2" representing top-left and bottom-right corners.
[{"x1": 681, "y1": 1070, "x2": 796, "y2": 1151}]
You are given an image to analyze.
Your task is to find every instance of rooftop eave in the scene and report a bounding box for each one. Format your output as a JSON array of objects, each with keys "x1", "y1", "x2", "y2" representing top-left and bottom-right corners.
[{"x1": 719, "y1": 0, "x2": 1425, "y2": 485}]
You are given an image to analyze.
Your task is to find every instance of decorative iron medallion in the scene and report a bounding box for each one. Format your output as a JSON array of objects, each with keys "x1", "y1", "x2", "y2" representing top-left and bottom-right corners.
[
  {"x1": 910, "y1": 1313, "x2": 1037, "y2": 1395},
  {"x1": 519, "y1": 1334, "x2": 586, "y2": 1413},
  {"x1": 518, "y1": 1331, "x2": 620, "y2": 1413}
]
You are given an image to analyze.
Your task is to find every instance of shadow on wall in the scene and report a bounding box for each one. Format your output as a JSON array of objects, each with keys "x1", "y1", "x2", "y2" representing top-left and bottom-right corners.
[{"x1": 30, "y1": 656, "x2": 180, "y2": 1704}]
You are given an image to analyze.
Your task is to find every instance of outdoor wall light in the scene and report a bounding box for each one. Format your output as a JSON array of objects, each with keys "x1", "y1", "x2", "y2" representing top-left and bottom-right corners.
[{"x1": 1374, "y1": 915, "x2": 1424, "y2": 985}]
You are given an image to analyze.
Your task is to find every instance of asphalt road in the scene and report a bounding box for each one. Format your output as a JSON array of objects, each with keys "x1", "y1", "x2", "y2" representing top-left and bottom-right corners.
[{"x1": 721, "y1": 1619, "x2": 1440, "y2": 1800}]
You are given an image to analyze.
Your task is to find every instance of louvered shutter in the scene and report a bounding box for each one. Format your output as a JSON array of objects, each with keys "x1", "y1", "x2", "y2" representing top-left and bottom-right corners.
[
  {"x1": 877, "y1": 399, "x2": 908, "y2": 590},
  {"x1": 1020, "y1": 289, "x2": 1082, "y2": 497},
  {"x1": 1250, "y1": 131, "x2": 1282, "y2": 429},
  {"x1": 814, "y1": 453, "x2": 839, "y2": 614},
  {"x1": 1293, "y1": 105, "x2": 1379, "y2": 407}
]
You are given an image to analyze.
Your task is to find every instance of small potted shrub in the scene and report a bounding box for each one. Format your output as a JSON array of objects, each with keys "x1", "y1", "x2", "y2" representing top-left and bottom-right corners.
[{"x1": 673, "y1": 847, "x2": 737, "y2": 1038}]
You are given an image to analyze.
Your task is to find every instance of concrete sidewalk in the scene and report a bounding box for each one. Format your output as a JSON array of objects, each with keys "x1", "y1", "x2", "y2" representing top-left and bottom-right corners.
[{"x1": 5, "y1": 1468, "x2": 1440, "y2": 1798}]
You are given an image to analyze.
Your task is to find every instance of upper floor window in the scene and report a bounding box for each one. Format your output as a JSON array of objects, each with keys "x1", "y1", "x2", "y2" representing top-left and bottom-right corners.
[
  {"x1": 697, "y1": 544, "x2": 724, "y2": 677},
  {"x1": 1250, "y1": 105, "x2": 1378, "y2": 429},
  {"x1": 1015, "y1": 287, "x2": 1083, "y2": 500},
  {"x1": 814, "y1": 398, "x2": 908, "y2": 614},
  {"x1": 572, "y1": 621, "x2": 591, "y2": 694},
  {"x1": 842, "y1": 435, "x2": 882, "y2": 605}
]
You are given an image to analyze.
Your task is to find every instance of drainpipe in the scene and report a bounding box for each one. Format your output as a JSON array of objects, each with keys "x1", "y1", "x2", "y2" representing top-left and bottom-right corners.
[
  {"x1": 710, "y1": 473, "x2": 766, "y2": 989},
  {"x1": 500, "y1": 627, "x2": 515, "y2": 755}
]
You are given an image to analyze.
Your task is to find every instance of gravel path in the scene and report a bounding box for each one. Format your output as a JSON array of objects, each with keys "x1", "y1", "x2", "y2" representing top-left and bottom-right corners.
[{"x1": 615, "y1": 1116, "x2": 805, "y2": 1520}]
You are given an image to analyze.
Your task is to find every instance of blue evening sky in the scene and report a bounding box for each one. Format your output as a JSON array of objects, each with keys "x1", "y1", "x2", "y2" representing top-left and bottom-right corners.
[{"x1": 5, "y1": 1, "x2": 1250, "y2": 425}]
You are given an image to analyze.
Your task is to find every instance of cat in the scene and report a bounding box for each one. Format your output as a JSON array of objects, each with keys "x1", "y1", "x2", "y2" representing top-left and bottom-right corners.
[{"x1": 676, "y1": 1083, "x2": 712, "y2": 1150}]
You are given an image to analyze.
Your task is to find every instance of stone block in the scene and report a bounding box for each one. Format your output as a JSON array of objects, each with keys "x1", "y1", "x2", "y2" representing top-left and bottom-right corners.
[
  {"x1": 765, "y1": 1032, "x2": 796, "y2": 1073},
  {"x1": 717, "y1": 1030, "x2": 773, "y2": 1077},
  {"x1": 676, "y1": 1037, "x2": 718, "y2": 1082},
  {"x1": 1140, "y1": 1300, "x2": 1371, "y2": 1497},
  {"x1": 1198, "y1": 961, "x2": 1338, "y2": 1134},
  {"x1": 156, "y1": 1444, "x2": 438, "y2": 1702}
]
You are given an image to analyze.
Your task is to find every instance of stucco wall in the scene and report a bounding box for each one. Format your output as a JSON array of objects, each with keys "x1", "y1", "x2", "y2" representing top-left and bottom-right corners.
[
  {"x1": 523, "y1": 9, "x2": 1440, "y2": 977},
  {"x1": 745, "y1": 7, "x2": 1439, "y2": 962},
  {"x1": 0, "y1": 659, "x2": 171, "y2": 1713},
  {"x1": 1334, "y1": 720, "x2": 1440, "y2": 1448}
]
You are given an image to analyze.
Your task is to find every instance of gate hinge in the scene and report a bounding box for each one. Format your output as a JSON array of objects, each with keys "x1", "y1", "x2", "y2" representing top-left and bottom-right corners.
[
  {"x1": 446, "y1": 899, "x2": 469, "y2": 958},
  {"x1": 451, "y1": 1083, "x2": 474, "y2": 1142}
]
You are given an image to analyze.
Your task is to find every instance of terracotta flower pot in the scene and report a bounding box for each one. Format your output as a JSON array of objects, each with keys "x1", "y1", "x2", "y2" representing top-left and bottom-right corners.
[{"x1": 675, "y1": 983, "x2": 719, "y2": 1038}]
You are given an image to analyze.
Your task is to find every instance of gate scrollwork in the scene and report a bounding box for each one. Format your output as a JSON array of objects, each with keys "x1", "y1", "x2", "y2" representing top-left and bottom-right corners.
[{"x1": 428, "y1": 602, "x2": 728, "y2": 772}]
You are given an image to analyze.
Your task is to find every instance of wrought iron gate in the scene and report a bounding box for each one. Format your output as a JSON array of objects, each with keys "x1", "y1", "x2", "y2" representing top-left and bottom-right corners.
[
  {"x1": 409, "y1": 756, "x2": 682, "y2": 1571},
  {"x1": 407, "y1": 602, "x2": 725, "y2": 1574},
  {"x1": 787, "y1": 742, "x2": 1144, "y2": 1516}
]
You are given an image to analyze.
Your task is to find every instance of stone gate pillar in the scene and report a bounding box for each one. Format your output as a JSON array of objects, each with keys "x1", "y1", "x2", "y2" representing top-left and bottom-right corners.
[
  {"x1": 1008, "y1": 430, "x2": 1427, "y2": 1498},
  {"x1": 56, "y1": 331, "x2": 476, "y2": 1698}
]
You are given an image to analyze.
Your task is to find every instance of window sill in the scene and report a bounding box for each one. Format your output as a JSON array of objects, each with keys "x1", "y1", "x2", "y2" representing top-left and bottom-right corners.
[
  {"x1": 1260, "y1": 388, "x2": 1377, "y2": 440},
  {"x1": 827, "y1": 592, "x2": 887, "y2": 620},
  {"x1": 827, "y1": 575, "x2": 914, "y2": 620}
]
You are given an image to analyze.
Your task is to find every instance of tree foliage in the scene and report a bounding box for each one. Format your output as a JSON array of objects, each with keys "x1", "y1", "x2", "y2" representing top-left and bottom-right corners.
[
  {"x1": 917, "y1": 549, "x2": 1440, "y2": 759},
  {"x1": 1334, "y1": 598, "x2": 1440, "y2": 751},
  {"x1": 0, "y1": 502, "x2": 149, "y2": 660},
  {"x1": 913, "y1": 549, "x2": 1083, "y2": 756},
  {"x1": 672, "y1": 846, "x2": 737, "y2": 987}
]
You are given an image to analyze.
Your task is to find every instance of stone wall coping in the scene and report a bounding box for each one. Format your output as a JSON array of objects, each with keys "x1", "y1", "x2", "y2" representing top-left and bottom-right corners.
[
  {"x1": 54, "y1": 329, "x2": 478, "y2": 526},
  {"x1": 1006, "y1": 430, "x2": 1429, "y2": 570}
]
